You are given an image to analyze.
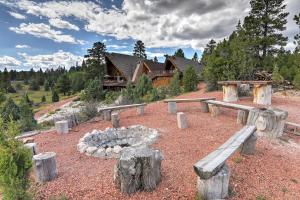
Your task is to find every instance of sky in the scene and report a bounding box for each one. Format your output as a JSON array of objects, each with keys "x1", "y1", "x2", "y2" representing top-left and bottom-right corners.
[{"x1": 0, "y1": 0, "x2": 299, "y2": 71}]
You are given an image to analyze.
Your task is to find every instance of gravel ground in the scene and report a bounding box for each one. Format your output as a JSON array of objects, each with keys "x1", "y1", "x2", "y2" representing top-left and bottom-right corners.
[{"x1": 32, "y1": 85, "x2": 300, "y2": 200}]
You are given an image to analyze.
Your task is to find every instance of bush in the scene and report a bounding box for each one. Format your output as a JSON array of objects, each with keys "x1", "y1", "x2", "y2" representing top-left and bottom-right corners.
[
  {"x1": 1, "y1": 98, "x2": 20, "y2": 122},
  {"x1": 80, "y1": 102, "x2": 99, "y2": 121},
  {"x1": 272, "y1": 66, "x2": 284, "y2": 85},
  {"x1": 15, "y1": 83, "x2": 23, "y2": 91},
  {"x1": 19, "y1": 96, "x2": 37, "y2": 132},
  {"x1": 293, "y1": 71, "x2": 300, "y2": 89},
  {"x1": 29, "y1": 79, "x2": 40, "y2": 91},
  {"x1": 121, "y1": 82, "x2": 135, "y2": 104},
  {"x1": 80, "y1": 78, "x2": 103, "y2": 102},
  {"x1": 143, "y1": 88, "x2": 160, "y2": 102},
  {"x1": 168, "y1": 70, "x2": 181, "y2": 96},
  {"x1": 41, "y1": 95, "x2": 46, "y2": 103},
  {"x1": 56, "y1": 74, "x2": 71, "y2": 96},
  {"x1": 183, "y1": 66, "x2": 198, "y2": 92},
  {"x1": 52, "y1": 90, "x2": 60, "y2": 102},
  {"x1": 134, "y1": 74, "x2": 153, "y2": 102},
  {"x1": 104, "y1": 91, "x2": 120, "y2": 104},
  {"x1": 0, "y1": 118, "x2": 32, "y2": 199},
  {"x1": 7, "y1": 85, "x2": 16, "y2": 93},
  {"x1": 44, "y1": 80, "x2": 51, "y2": 91},
  {"x1": 70, "y1": 72, "x2": 85, "y2": 93},
  {"x1": 0, "y1": 91, "x2": 6, "y2": 104}
]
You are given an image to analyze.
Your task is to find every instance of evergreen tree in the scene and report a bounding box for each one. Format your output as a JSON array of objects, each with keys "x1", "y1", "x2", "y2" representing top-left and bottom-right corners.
[
  {"x1": 192, "y1": 52, "x2": 199, "y2": 62},
  {"x1": 70, "y1": 72, "x2": 86, "y2": 93},
  {"x1": 201, "y1": 39, "x2": 216, "y2": 65},
  {"x1": 168, "y1": 70, "x2": 181, "y2": 96},
  {"x1": 1, "y1": 98, "x2": 20, "y2": 122},
  {"x1": 41, "y1": 95, "x2": 46, "y2": 103},
  {"x1": 133, "y1": 40, "x2": 147, "y2": 59},
  {"x1": 153, "y1": 56, "x2": 158, "y2": 62},
  {"x1": 121, "y1": 82, "x2": 135, "y2": 104},
  {"x1": 244, "y1": 0, "x2": 289, "y2": 64},
  {"x1": 85, "y1": 42, "x2": 107, "y2": 64},
  {"x1": 19, "y1": 95, "x2": 37, "y2": 132},
  {"x1": 56, "y1": 74, "x2": 71, "y2": 96},
  {"x1": 272, "y1": 65, "x2": 284, "y2": 85},
  {"x1": 294, "y1": 13, "x2": 300, "y2": 51},
  {"x1": 134, "y1": 74, "x2": 153, "y2": 102},
  {"x1": 0, "y1": 91, "x2": 6, "y2": 104},
  {"x1": 174, "y1": 49, "x2": 185, "y2": 58},
  {"x1": 52, "y1": 90, "x2": 59, "y2": 102},
  {"x1": 81, "y1": 78, "x2": 103, "y2": 101},
  {"x1": 29, "y1": 79, "x2": 40, "y2": 91},
  {"x1": 183, "y1": 66, "x2": 198, "y2": 92},
  {"x1": 0, "y1": 68, "x2": 11, "y2": 93}
]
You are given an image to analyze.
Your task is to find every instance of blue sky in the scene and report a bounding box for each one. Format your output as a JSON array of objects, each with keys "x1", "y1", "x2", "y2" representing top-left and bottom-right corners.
[{"x1": 0, "y1": 0, "x2": 299, "y2": 71}]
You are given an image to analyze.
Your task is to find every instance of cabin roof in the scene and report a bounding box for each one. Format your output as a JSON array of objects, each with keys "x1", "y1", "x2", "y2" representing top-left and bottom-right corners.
[
  {"x1": 166, "y1": 56, "x2": 202, "y2": 72},
  {"x1": 142, "y1": 60, "x2": 165, "y2": 72},
  {"x1": 105, "y1": 53, "x2": 145, "y2": 80}
]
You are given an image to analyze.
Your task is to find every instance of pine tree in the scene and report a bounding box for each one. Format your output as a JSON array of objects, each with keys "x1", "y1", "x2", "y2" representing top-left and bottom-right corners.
[
  {"x1": 192, "y1": 52, "x2": 199, "y2": 62},
  {"x1": 52, "y1": 90, "x2": 59, "y2": 102},
  {"x1": 81, "y1": 78, "x2": 103, "y2": 101},
  {"x1": 244, "y1": 0, "x2": 289, "y2": 61},
  {"x1": 19, "y1": 95, "x2": 37, "y2": 132},
  {"x1": 174, "y1": 49, "x2": 185, "y2": 58},
  {"x1": 201, "y1": 39, "x2": 216, "y2": 65},
  {"x1": 56, "y1": 74, "x2": 71, "y2": 96},
  {"x1": 41, "y1": 95, "x2": 46, "y2": 103},
  {"x1": 294, "y1": 13, "x2": 300, "y2": 51},
  {"x1": 134, "y1": 74, "x2": 153, "y2": 102},
  {"x1": 133, "y1": 40, "x2": 147, "y2": 59},
  {"x1": 153, "y1": 56, "x2": 158, "y2": 62},
  {"x1": 168, "y1": 70, "x2": 181, "y2": 96},
  {"x1": 1, "y1": 98, "x2": 20, "y2": 122},
  {"x1": 183, "y1": 66, "x2": 198, "y2": 92},
  {"x1": 0, "y1": 68, "x2": 11, "y2": 93},
  {"x1": 85, "y1": 42, "x2": 107, "y2": 64}
]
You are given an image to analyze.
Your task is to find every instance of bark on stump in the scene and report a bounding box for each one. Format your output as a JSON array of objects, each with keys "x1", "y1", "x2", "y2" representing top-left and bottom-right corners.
[
  {"x1": 24, "y1": 142, "x2": 37, "y2": 155},
  {"x1": 208, "y1": 104, "x2": 220, "y2": 117},
  {"x1": 196, "y1": 164, "x2": 230, "y2": 200},
  {"x1": 222, "y1": 84, "x2": 238, "y2": 102},
  {"x1": 168, "y1": 102, "x2": 177, "y2": 114},
  {"x1": 253, "y1": 84, "x2": 272, "y2": 105},
  {"x1": 247, "y1": 108, "x2": 288, "y2": 138},
  {"x1": 55, "y1": 120, "x2": 69, "y2": 134},
  {"x1": 33, "y1": 152, "x2": 57, "y2": 183},
  {"x1": 240, "y1": 133, "x2": 257, "y2": 155},
  {"x1": 237, "y1": 110, "x2": 249, "y2": 125},
  {"x1": 200, "y1": 102, "x2": 209, "y2": 113},
  {"x1": 177, "y1": 112, "x2": 188, "y2": 129},
  {"x1": 137, "y1": 106, "x2": 144, "y2": 116},
  {"x1": 111, "y1": 113, "x2": 120, "y2": 128},
  {"x1": 114, "y1": 147, "x2": 163, "y2": 194},
  {"x1": 103, "y1": 110, "x2": 112, "y2": 121}
]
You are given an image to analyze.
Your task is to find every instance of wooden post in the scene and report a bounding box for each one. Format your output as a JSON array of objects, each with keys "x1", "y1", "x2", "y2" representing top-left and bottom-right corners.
[
  {"x1": 253, "y1": 84, "x2": 272, "y2": 105},
  {"x1": 114, "y1": 147, "x2": 163, "y2": 194},
  {"x1": 103, "y1": 110, "x2": 112, "y2": 121},
  {"x1": 168, "y1": 102, "x2": 177, "y2": 114},
  {"x1": 240, "y1": 133, "x2": 257, "y2": 155},
  {"x1": 177, "y1": 112, "x2": 188, "y2": 129},
  {"x1": 137, "y1": 106, "x2": 144, "y2": 116},
  {"x1": 208, "y1": 104, "x2": 220, "y2": 117},
  {"x1": 200, "y1": 102, "x2": 209, "y2": 113},
  {"x1": 111, "y1": 113, "x2": 120, "y2": 128},
  {"x1": 55, "y1": 120, "x2": 69, "y2": 134},
  {"x1": 222, "y1": 84, "x2": 238, "y2": 102},
  {"x1": 237, "y1": 110, "x2": 249, "y2": 125},
  {"x1": 33, "y1": 152, "x2": 57, "y2": 183}
]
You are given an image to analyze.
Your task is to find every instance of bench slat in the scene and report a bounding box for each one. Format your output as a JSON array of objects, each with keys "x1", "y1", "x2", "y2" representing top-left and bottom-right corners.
[
  {"x1": 164, "y1": 98, "x2": 216, "y2": 103},
  {"x1": 205, "y1": 100, "x2": 254, "y2": 111},
  {"x1": 193, "y1": 126, "x2": 256, "y2": 179},
  {"x1": 98, "y1": 103, "x2": 146, "y2": 112}
]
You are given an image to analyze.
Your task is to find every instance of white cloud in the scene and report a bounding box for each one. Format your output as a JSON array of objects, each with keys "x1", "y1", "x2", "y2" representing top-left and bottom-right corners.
[
  {"x1": 8, "y1": 11, "x2": 26, "y2": 19},
  {"x1": 49, "y1": 18, "x2": 79, "y2": 31},
  {"x1": 107, "y1": 44, "x2": 127, "y2": 49},
  {"x1": 9, "y1": 23, "x2": 83, "y2": 44},
  {"x1": 16, "y1": 44, "x2": 30, "y2": 48},
  {"x1": 19, "y1": 50, "x2": 83, "y2": 70},
  {"x1": 0, "y1": 56, "x2": 22, "y2": 70}
]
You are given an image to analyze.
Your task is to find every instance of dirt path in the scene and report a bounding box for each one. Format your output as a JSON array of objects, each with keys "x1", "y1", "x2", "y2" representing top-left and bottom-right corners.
[{"x1": 32, "y1": 88, "x2": 300, "y2": 200}]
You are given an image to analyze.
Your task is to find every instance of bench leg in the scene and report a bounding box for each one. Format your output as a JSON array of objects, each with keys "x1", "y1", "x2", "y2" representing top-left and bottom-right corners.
[
  {"x1": 237, "y1": 110, "x2": 249, "y2": 125},
  {"x1": 137, "y1": 106, "x2": 144, "y2": 116},
  {"x1": 196, "y1": 164, "x2": 230, "y2": 200},
  {"x1": 111, "y1": 113, "x2": 120, "y2": 128},
  {"x1": 240, "y1": 133, "x2": 257, "y2": 155},
  {"x1": 208, "y1": 104, "x2": 220, "y2": 117},
  {"x1": 177, "y1": 112, "x2": 188, "y2": 129},
  {"x1": 200, "y1": 102, "x2": 209, "y2": 113},
  {"x1": 103, "y1": 110, "x2": 112, "y2": 121},
  {"x1": 168, "y1": 102, "x2": 177, "y2": 114}
]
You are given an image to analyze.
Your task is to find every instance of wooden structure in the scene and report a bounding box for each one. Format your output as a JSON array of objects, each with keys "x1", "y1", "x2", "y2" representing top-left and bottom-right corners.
[
  {"x1": 165, "y1": 56, "x2": 202, "y2": 73},
  {"x1": 284, "y1": 121, "x2": 300, "y2": 135},
  {"x1": 177, "y1": 112, "x2": 188, "y2": 129},
  {"x1": 114, "y1": 147, "x2": 163, "y2": 194},
  {"x1": 55, "y1": 120, "x2": 69, "y2": 134},
  {"x1": 33, "y1": 152, "x2": 57, "y2": 183},
  {"x1": 194, "y1": 126, "x2": 257, "y2": 199},
  {"x1": 218, "y1": 81, "x2": 273, "y2": 105}
]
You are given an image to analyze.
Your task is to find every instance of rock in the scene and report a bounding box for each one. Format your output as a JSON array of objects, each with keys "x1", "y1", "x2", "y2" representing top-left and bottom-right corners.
[
  {"x1": 113, "y1": 145, "x2": 122, "y2": 154},
  {"x1": 106, "y1": 147, "x2": 113, "y2": 158},
  {"x1": 93, "y1": 148, "x2": 106, "y2": 158},
  {"x1": 77, "y1": 142, "x2": 88, "y2": 153},
  {"x1": 86, "y1": 146, "x2": 98, "y2": 155}
]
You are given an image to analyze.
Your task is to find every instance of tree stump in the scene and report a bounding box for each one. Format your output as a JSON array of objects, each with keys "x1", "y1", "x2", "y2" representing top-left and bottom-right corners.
[
  {"x1": 177, "y1": 112, "x2": 188, "y2": 129},
  {"x1": 33, "y1": 152, "x2": 57, "y2": 183},
  {"x1": 200, "y1": 102, "x2": 209, "y2": 113},
  {"x1": 24, "y1": 143, "x2": 37, "y2": 155},
  {"x1": 237, "y1": 110, "x2": 249, "y2": 125},
  {"x1": 208, "y1": 104, "x2": 220, "y2": 117},
  {"x1": 114, "y1": 147, "x2": 163, "y2": 194},
  {"x1": 55, "y1": 120, "x2": 69, "y2": 134},
  {"x1": 247, "y1": 108, "x2": 288, "y2": 138},
  {"x1": 103, "y1": 110, "x2": 112, "y2": 121},
  {"x1": 137, "y1": 106, "x2": 144, "y2": 116},
  {"x1": 253, "y1": 84, "x2": 272, "y2": 105},
  {"x1": 222, "y1": 84, "x2": 238, "y2": 102},
  {"x1": 111, "y1": 113, "x2": 120, "y2": 128},
  {"x1": 168, "y1": 102, "x2": 177, "y2": 114}
]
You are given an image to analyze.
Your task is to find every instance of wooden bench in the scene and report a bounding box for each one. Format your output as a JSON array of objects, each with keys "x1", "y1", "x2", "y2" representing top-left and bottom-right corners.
[
  {"x1": 204, "y1": 100, "x2": 254, "y2": 125},
  {"x1": 193, "y1": 125, "x2": 257, "y2": 199},
  {"x1": 284, "y1": 121, "x2": 300, "y2": 136},
  {"x1": 98, "y1": 103, "x2": 146, "y2": 121},
  {"x1": 163, "y1": 98, "x2": 216, "y2": 113}
]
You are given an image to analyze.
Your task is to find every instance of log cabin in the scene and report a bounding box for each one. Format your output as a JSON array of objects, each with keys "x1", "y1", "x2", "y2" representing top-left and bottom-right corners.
[{"x1": 165, "y1": 56, "x2": 202, "y2": 74}]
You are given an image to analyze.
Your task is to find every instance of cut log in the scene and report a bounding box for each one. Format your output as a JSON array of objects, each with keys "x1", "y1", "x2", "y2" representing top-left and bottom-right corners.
[
  {"x1": 168, "y1": 102, "x2": 177, "y2": 114},
  {"x1": 111, "y1": 113, "x2": 120, "y2": 128},
  {"x1": 253, "y1": 84, "x2": 272, "y2": 105},
  {"x1": 55, "y1": 120, "x2": 69, "y2": 134},
  {"x1": 164, "y1": 98, "x2": 216, "y2": 103},
  {"x1": 247, "y1": 108, "x2": 288, "y2": 138},
  {"x1": 205, "y1": 100, "x2": 254, "y2": 111},
  {"x1": 114, "y1": 147, "x2": 163, "y2": 194},
  {"x1": 177, "y1": 112, "x2": 188, "y2": 129},
  {"x1": 103, "y1": 110, "x2": 112, "y2": 121},
  {"x1": 208, "y1": 104, "x2": 220, "y2": 117},
  {"x1": 200, "y1": 102, "x2": 209, "y2": 113},
  {"x1": 137, "y1": 106, "x2": 144, "y2": 116},
  {"x1": 237, "y1": 110, "x2": 249, "y2": 125},
  {"x1": 33, "y1": 152, "x2": 57, "y2": 183},
  {"x1": 222, "y1": 84, "x2": 238, "y2": 102}
]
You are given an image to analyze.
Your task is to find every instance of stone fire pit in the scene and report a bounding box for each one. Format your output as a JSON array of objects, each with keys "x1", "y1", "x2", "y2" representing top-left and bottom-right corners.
[{"x1": 77, "y1": 125, "x2": 159, "y2": 159}]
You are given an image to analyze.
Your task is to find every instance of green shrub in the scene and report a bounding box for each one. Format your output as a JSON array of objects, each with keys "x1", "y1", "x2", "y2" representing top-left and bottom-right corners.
[
  {"x1": 19, "y1": 96, "x2": 37, "y2": 132},
  {"x1": 143, "y1": 88, "x2": 160, "y2": 102},
  {"x1": 56, "y1": 74, "x2": 71, "y2": 96},
  {"x1": 134, "y1": 74, "x2": 153, "y2": 102},
  {"x1": 80, "y1": 102, "x2": 98, "y2": 121},
  {"x1": 121, "y1": 82, "x2": 136, "y2": 104},
  {"x1": 168, "y1": 70, "x2": 181, "y2": 96},
  {"x1": 0, "y1": 118, "x2": 32, "y2": 200},
  {"x1": 81, "y1": 78, "x2": 103, "y2": 102},
  {"x1": 29, "y1": 79, "x2": 40, "y2": 91},
  {"x1": 293, "y1": 71, "x2": 300, "y2": 89},
  {"x1": 0, "y1": 91, "x2": 6, "y2": 104},
  {"x1": 52, "y1": 90, "x2": 60, "y2": 102},
  {"x1": 41, "y1": 95, "x2": 46, "y2": 103},
  {"x1": 272, "y1": 66, "x2": 284, "y2": 85},
  {"x1": 15, "y1": 83, "x2": 23, "y2": 91},
  {"x1": 183, "y1": 66, "x2": 198, "y2": 92},
  {"x1": 104, "y1": 91, "x2": 120, "y2": 104},
  {"x1": 1, "y1": 98, "x2": 20, "y2": 122}
]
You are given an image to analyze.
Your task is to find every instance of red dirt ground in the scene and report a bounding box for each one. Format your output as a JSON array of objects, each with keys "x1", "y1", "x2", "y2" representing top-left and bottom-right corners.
[{"x1": 32, "y1": 85, "x2": 300, "y2": 200}]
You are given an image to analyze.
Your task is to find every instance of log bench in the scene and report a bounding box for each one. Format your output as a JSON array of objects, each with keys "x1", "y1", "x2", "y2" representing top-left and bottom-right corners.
[
  {"x1": 163, "y1": 98, "x2": 216, "y2": 114},
  {"x1": 204, "y1": 100, "x2": 254, "y2": 125},
  {"x1": 98, "y1": 103, "x2": 146, "y2": 121},
  {"x1": 193, "y1": 125, "x2": 257, "y2": 199}
]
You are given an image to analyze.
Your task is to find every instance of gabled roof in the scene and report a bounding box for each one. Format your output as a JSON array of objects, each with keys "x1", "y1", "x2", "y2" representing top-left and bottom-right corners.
[
  {"x1": 143, "y1": 60, "x2": 165, "y2": 72},
  {"x1": 166, "y1": 56, "x2": 202, "y2": 72},
  {"x1": 105, "y1": 53, "x2": 145, "y2": 80}
]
